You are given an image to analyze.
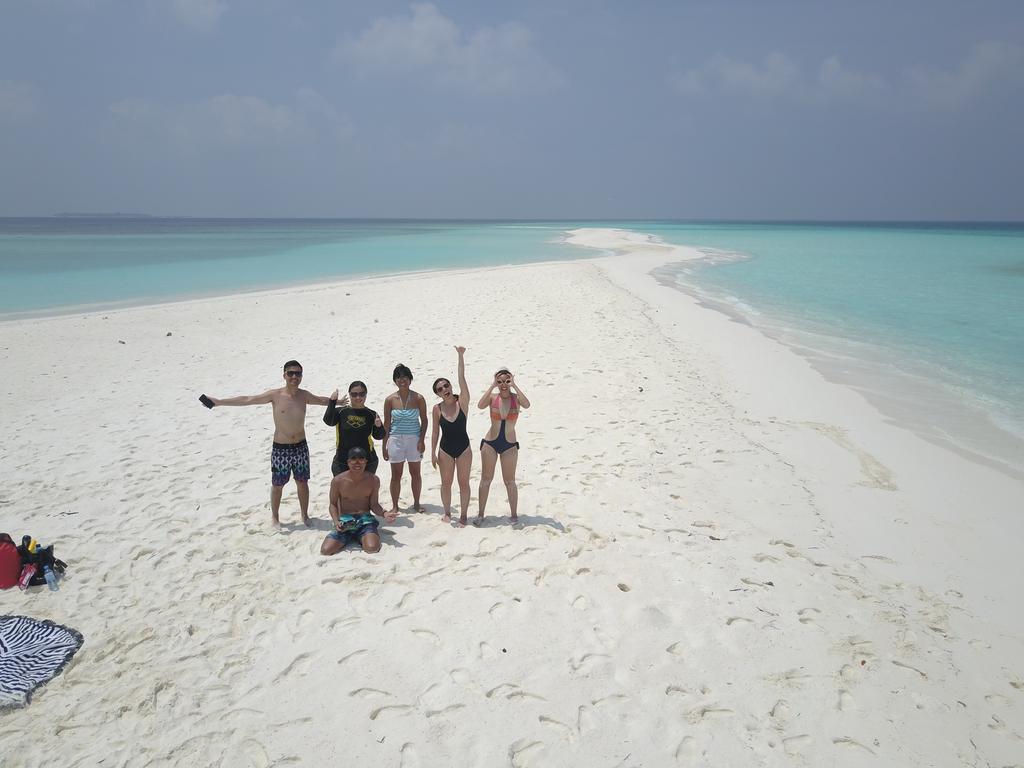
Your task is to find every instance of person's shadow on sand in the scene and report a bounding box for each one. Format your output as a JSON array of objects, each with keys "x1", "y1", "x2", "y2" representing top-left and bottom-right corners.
[
  {"x1": 294, "y1": 517, "x2": 407, "y2": 549},
  {"x1": 508, "y1": 515, "x2": 565, "y2": 532},
  {"x1": 289, "y1": 517, "x2": 335, "y2": 533}
]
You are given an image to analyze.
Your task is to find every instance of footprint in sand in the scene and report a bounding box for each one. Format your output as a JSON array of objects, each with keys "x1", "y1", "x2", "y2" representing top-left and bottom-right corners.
[
  {"x1": 274, "y1": 652, "x2": 312, "y2": 682},
  {"x1": 240, "y1": 739, "x2": 271, "y2": 768},
  {"x1": 832, "y1": 736, "x2": 876, "y2": 754},
  {"x1": 839, "y1": 664, "x2": 862, "y2": 684},
  {"x1": 399, "y1": 742, "x2": 420, "y2": 768},
  {"x1": 569, "y1": 653, "x2": 611, "y2": 673},
  {"x1": 508, "y1": 739, "x2": 544, "y2": 768},
  {"x1": 891, "y1": 660, "x2": 927, "y2": 679},
  {"x1": 411, "y1": 628, "x2": 441, "y2": 646},
  {"x1": 798, "y1": 607, "x2": 821, "y2": 625},
  {"x1": 769, "y1": 699, "x2": 791, "y2": 727},
  {"x1": 369, "y1": 703, "x2": 414, "y2": 720},
  {"x1": 349, "y1": 687, "x2": 391, "y2": 698},
  {"x1": 479, "y1": 641, "x2": 498, "y2": 659},
  {"x1": 337, "y1": 648, "x2": 371, "y2": 667},
  {"x1": 539, "y1": 715, "x2": 576, "y2": 742},
  {"x1": 486, "y1": 682, "x2": 519, "y2": 699},
  {"x1": 508, "y1": 689, "x2": 546, "y2": 702},
  {"x1": 425, "y1": 703, "x2": 466, "y2": 718},
  {"x1": 834, "y1": 635, "x2": 875, "y2": 663},
  {"x1": 687, "y1": 705, "x2": 734, "y2": 723},
  {"x1": 782, "y1": 734, "x2": 812, "y2": 756},
  {"x1": 837, "y1": 689, "x2": 855, "y2": 711},
  {"x1": 674, "y1": 736, "x2": 697, "y2": 762},
  {"x1": 764, "y1": 668, "x2": 811, "y2": 688}
]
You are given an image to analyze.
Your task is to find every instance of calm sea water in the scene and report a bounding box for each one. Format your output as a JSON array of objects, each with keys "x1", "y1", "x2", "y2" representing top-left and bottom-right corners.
[
  {"x1": 2, "y1": 218, "x2": 1022, "y2": 473},
  {"x1": 628, "y1": 222, "x2": 1024, "y2": 475},
  {"x1": 0, "y1": 218, "x2": 574, "y2": 315}
]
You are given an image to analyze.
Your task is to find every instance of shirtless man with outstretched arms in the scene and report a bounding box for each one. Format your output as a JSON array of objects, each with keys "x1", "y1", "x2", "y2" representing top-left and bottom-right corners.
[
  {"x1": 321, "y1": 447, "x2": 398, "y2": 555},
  {"x1": 200, "y1": 360, "x2": 343, "y2": 527}
]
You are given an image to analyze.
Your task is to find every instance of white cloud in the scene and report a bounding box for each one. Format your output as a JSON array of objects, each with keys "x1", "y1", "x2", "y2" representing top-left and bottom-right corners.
[
  {"x1": 167, "y1": 0, "x2": 227, "y2": 33},
  {"x1": 0, "y1": 80, "x2": 39, "y2": 123},
  {"x1": 672, "y1": 42, "x2": 1024, "y2": 111},
  {"x1": 905, "y1": 41, "x2": 1024, "y2": 109},
  {"x1": 671, "y1": 53, "x2": 801, "y2": 98},
  {"x1": 335, "y1": 2, "x2": 565, "y2": 94},
  {"x1": 817, "y1": 56, "x2": 888, "y2": 98},
  {"x1": 671, "y1": 52, "x2": 890, "y2": 104},
  {"x1": 108, "y1": 89, "x2": 351, "y2": 154}
]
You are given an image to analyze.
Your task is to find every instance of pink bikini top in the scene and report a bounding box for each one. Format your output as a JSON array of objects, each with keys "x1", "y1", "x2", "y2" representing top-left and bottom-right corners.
[{"x1": 490, "y1": 394, "x2": 519, "y2": 422}]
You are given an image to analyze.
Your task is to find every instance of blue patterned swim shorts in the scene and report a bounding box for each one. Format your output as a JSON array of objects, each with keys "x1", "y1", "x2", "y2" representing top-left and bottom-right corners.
[{"x1": 271, "y1": 440, "x2": 310, "y2": 486}]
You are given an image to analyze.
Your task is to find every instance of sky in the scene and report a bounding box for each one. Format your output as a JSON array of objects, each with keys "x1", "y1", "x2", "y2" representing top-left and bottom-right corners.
[{"x1": 1, "y1": 0, "x2": 1023, "y2": 220}]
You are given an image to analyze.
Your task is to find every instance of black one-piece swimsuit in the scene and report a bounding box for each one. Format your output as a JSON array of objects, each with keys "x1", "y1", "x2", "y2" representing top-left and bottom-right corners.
[{"x1": 438, "y1": 408, "x2": 471, "y2": 458}]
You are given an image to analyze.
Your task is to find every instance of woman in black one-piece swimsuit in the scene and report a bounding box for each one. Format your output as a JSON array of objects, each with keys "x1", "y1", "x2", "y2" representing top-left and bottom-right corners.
[{"x1": 430, "y1": 346, "x2": 473, "y2": 526}]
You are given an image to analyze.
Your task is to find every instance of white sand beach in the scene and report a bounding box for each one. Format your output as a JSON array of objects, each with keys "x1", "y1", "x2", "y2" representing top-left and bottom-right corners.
[{"x1": 2, "y1": 228, "x2": 1023, "y2": 767}]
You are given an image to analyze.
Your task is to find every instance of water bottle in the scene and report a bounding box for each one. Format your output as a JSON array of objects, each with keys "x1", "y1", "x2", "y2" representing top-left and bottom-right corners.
[{"x1": 43, "y1": 565, "x2": 58, "y2": 591}]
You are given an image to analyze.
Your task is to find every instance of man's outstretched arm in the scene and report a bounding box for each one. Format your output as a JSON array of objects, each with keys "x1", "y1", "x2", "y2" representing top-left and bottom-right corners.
[
  {"x1": 304, "y1": 389, "x2": 345, "y2": 407},
  {"x1": 208, "y1": 390, "x2": 275, "y2": 407}
]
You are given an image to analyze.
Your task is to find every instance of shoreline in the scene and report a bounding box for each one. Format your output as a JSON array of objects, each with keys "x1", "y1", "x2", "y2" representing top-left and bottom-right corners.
[
  {"x1": 0, "y1": 251, "x2": 588, "y2": 324},
  {"x1": 577, "y1": 227, "x2": 1024, "y2": 620},
  {"x1": 3, "y1": 234, "x2": 1022, "y2": 765},
  {"x1": 568, "y1": 228, "x2": 1024, "y2": 483}
]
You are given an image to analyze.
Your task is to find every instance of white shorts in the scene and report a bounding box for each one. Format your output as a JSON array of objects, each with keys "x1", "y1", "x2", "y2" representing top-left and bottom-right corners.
[{"x1": 387, "y1": 434, "x2": 422, "y2": 463}]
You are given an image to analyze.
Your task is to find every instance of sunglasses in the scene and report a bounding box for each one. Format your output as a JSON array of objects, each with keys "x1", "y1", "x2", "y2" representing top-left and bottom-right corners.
[
  {"x1": 349, "y1": 391, "x2": 367, "y2": 397},
  {"x1": 284, "y1": 370, "x2": 303, "y2": 378}
]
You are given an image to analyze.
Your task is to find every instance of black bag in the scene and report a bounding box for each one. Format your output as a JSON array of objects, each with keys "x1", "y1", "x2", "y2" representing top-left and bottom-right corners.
[{"x1": 16, "y1": 537, "x2": 68, "y2": 587}]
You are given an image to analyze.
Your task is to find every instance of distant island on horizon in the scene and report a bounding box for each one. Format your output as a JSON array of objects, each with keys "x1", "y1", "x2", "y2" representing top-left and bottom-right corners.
[
  {"x1": 30, "y1": 214, "x2": 1024, "y2": 224},
  {"x1": 53, "y1": 212, "x2": 156, "y2": 219}
]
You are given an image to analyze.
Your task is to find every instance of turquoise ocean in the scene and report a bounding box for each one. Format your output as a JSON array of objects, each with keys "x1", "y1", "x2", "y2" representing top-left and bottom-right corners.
[{"x1": 2, "y1": 218, "x2": 1022, "y2": 474}]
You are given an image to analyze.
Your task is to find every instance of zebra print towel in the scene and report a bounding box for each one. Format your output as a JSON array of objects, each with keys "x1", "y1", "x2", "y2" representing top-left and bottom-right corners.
[{"x1": 0, "y1": 615, "x2": 84, "y2": 710}]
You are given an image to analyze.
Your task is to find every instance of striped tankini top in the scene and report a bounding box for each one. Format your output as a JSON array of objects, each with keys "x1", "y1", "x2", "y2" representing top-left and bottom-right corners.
[{"x1": 390, "y1": 395, "x2": 421, "y2": 436}]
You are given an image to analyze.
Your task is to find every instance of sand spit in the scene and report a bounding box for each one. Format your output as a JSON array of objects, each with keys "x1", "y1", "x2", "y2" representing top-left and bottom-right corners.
[{"x1": 1, "y1": 234, "x2": 1022, "y2": 766}]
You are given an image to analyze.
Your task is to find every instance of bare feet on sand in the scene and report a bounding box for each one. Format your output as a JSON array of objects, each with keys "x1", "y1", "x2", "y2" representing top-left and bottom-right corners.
[
  {"x1": 442, "y1": 512, "x2": 452, "y2": 523},
  {"x1": 471, "y1": 513, "x2": 485, "y2": 528}
]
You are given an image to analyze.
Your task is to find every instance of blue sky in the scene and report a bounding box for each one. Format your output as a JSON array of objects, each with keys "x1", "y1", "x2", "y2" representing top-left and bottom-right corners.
[{"x1": 2, "y1": 0, "x2": 1022, "y2": 219}]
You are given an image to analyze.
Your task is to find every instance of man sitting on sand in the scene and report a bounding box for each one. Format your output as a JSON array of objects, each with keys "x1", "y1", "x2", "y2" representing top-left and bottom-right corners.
[
  {"x1": 201, "y1": 360, "x2": 341, "y2": 527},
  {"x1": 321, "y1": 447, "x2": 397, "y2": 555}
]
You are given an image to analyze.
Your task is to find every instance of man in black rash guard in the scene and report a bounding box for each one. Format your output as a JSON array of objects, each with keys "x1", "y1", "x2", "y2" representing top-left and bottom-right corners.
[{"x1": 324, "y1": 380, "x2": 386, "y2": 475}]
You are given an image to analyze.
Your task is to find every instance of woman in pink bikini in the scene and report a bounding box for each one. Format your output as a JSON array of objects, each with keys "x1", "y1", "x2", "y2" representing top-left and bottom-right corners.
[{"x1": 476, "y1": 368, "x2": 530, "y2": 526}]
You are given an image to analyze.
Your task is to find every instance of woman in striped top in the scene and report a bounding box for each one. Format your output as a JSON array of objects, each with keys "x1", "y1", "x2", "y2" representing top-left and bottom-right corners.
[{"x1": 382, "y1": 363, "x2": 428, "y2": 515}]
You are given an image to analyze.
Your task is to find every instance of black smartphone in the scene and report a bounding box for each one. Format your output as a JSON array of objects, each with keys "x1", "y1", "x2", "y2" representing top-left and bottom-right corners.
[{"x1": 199, "y1": 394, "x2": 215, "y2": 409}]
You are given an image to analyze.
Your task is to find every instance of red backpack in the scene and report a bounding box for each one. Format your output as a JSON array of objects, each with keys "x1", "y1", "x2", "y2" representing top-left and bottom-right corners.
[{"x1": 0, "y1": 533, "x2": 20, "y2": 589}]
